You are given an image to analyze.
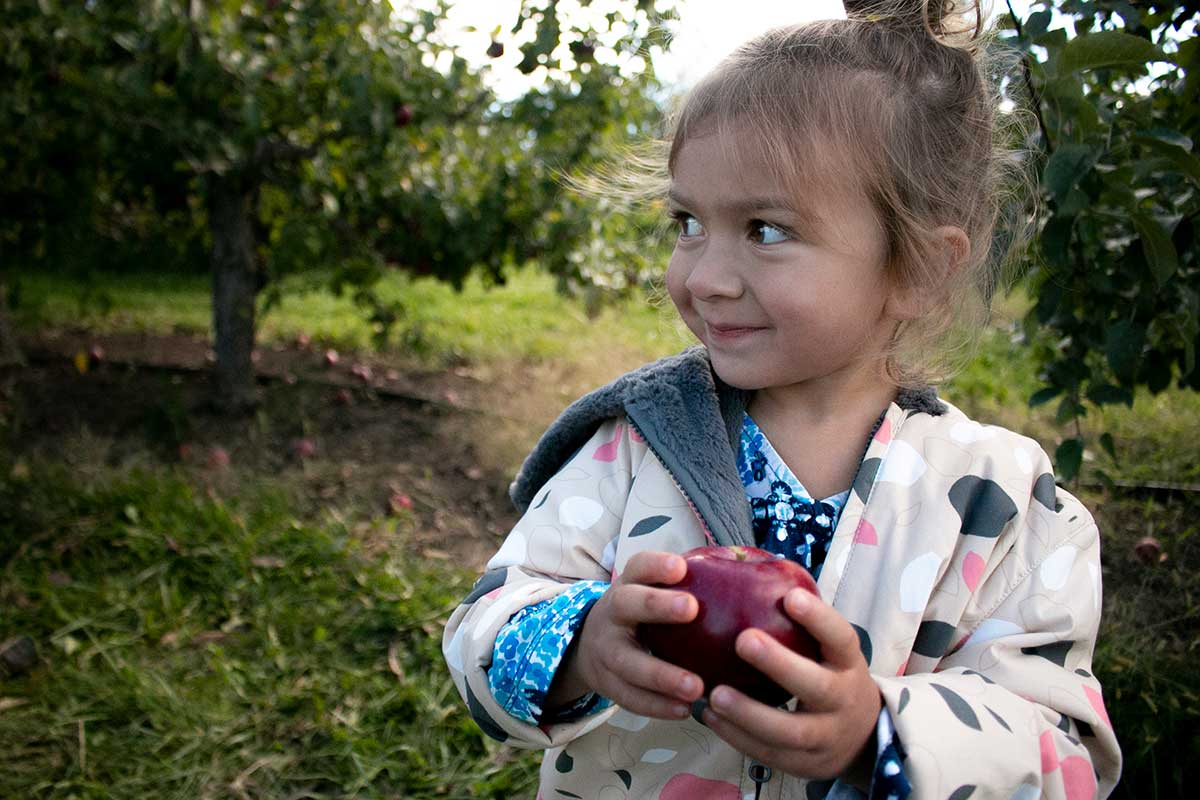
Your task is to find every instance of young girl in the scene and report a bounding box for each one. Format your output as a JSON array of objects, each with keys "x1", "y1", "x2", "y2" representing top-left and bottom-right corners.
[{"x1": 443, "y1": 2, "x2": 1122, "y2": 797}]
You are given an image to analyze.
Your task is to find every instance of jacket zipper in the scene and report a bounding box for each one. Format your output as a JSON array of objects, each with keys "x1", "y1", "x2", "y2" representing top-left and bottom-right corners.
[{"x1": 626, "y1": 414, "x2": 720, "y2": 546}]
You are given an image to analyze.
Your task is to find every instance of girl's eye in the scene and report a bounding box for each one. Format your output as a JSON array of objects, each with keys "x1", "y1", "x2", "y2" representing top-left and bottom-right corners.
[
  {"x1": 671, "y1": 212, "x2": 703, "y2": 239},
  {"x1": 750, "y1": 221, "x2": 790, "y2": 245}
]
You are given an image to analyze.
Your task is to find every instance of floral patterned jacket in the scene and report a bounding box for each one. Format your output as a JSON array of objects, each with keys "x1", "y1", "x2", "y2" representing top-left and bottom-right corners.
[{"x1": 442, "y1": 348, "x2": 1122, "y2": 799}]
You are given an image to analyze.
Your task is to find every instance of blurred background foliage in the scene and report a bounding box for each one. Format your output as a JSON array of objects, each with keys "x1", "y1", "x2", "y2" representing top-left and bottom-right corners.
[
  {"x1": 0, "y1": 0, "x2": 676, "y2": 407},
  {"x1": 999, "y1": 0, "x2": 1199, "y2": 482}
]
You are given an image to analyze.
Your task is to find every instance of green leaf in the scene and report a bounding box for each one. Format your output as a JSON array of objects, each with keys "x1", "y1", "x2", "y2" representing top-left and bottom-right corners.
[
  {"x1": 1042, "y1": 143, "x2": 1095, "y2": 202},
  {"x1": 1131, "y1": 214, "x2": 1179, "y2": 285},
  {"x1": 1055, "y1": 396, "x2": 1084, "y2": 426},
  {"x1": 1029, "y1": 386, "x2": 1062, "y2": 407},
  {"x1": 1105, "y1": 319, "x2": 1146, "y2": 383},
  {"x1": 1055, "y1": 438, "x2": 1084, "y2": 483},
  {"x1": 1058, "y1": 31, "x2": 1171, "y2": 74},
  {"x1": 1137, "y1": 128, "x2": 1193, "y2": 151},
  {"x1": 1086, "y1": 382, "x2": 1133, "y2": 407},
  {"x1": 1133, "y1": 135, "x2": 1200, "y2": 186},
  {"x1": 1099, "y1": 432, "x2": 1117, "y2": 462},
  {"x1": 1025, "y1": 10, "x2": 1052, "y2": 39},
  {"x1": 1039, "y1": 215, "x2": 1074, "y2": 267}
]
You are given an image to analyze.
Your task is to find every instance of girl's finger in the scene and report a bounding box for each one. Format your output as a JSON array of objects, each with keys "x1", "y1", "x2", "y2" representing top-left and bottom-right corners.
[
  {"x1": 783, "y1": 588, "x2": 864, "y2": 670},
  {"x1": 609, "y1": 583, "x2": 697, "y2": 625},
  {"x1": 601, "y1": 677, "x2": 694, "y2": 720},
  {"x1": 604, "y1": 639, "x2": 704, "y2": 702},
  {"x1": 734, "y1": 628, "x2": 837, "y2": 711},
  {"x1": 705, "y1": 682, "x2": 819, "y2": 751},
  {"x1": 619, "y1": 550, "x2": 688, "y2": 587}
]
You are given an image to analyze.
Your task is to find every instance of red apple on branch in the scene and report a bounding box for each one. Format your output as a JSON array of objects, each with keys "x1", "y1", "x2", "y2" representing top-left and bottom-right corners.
[
  {"x1": 637, "y1": 545, "x2": 821, "y2": 707},
  {"x1": 393, "y1": 103, "x2": 413, "y2": 128}
]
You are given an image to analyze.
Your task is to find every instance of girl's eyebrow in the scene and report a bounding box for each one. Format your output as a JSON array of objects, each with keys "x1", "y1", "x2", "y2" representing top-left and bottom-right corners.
[{"x1": 667, "y1": 189, "x2": 813, "y2": 219}]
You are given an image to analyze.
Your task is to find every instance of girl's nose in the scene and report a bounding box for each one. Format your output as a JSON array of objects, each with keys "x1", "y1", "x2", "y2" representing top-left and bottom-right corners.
[{"x1": 683, "y1": 243, "x2": 743, "y2": 301}]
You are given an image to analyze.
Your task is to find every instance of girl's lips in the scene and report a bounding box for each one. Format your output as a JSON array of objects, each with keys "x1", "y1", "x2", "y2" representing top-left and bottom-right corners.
[{"x1": 706, "y1": 323, "x2": 766, "y2": 341}]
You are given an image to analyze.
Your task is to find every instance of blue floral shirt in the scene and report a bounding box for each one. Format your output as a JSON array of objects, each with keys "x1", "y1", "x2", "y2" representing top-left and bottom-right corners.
[
  {"x1": 486, "y1": 414, "x2": 910, "y2": 799},
  {"x1": 737, "y1": 413, "x2": 849, "y2": 578}
]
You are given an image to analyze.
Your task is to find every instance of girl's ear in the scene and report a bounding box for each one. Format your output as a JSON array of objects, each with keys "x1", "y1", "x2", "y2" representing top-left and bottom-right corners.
[{"x1": 885, "y1": 225, "x2": 971, "y2": 320}]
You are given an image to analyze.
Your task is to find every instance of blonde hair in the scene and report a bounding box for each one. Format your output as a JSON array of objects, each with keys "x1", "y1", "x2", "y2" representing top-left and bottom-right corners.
[{"x1": 601, "y1": 0, "x2": 1034, "y2": 386}]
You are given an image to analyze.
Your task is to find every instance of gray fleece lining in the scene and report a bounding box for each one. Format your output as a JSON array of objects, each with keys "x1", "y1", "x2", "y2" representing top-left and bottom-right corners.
[{"x1": 508, "y1": 346, "x2": 945, "y2": 548}]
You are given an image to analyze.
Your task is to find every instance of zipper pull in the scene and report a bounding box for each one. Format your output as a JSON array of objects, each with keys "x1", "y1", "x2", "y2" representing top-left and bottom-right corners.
[{"x1": 748, "y1": 760, "x2": 772, "y2": 800}]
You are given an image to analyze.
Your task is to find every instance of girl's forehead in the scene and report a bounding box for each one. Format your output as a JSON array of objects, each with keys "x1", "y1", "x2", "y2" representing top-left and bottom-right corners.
[{"x1": 669, "y1": 128, "x2": 869, "y2": 220}]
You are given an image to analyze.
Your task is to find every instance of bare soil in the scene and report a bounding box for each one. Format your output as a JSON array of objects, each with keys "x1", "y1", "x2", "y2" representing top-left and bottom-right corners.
[{"x1": 1, "y1": 328, "x2": 569, "y2": 571}]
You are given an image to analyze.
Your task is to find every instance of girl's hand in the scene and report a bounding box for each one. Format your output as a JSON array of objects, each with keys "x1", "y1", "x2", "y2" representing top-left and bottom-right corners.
[
  {"x1": 552, "y1": 551, "x2": 705, "y2": 720},
  {"x1": 701, "y1": 588, "x2": 882, "y2": 785}
]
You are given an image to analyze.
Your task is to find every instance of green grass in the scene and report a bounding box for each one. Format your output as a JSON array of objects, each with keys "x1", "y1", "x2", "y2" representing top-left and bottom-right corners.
[
  {"x1": 11, "y1": 267, "x2": 691, "y2": 368},
  {"x1": 0, "y1": 462, "x2": 539, "y2": 799}
]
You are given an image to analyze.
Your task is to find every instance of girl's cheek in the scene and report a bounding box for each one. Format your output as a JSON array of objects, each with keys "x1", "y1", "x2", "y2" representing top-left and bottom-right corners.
[{"x1": 664, "y1": 258, "x2": 691, "y2": 312}]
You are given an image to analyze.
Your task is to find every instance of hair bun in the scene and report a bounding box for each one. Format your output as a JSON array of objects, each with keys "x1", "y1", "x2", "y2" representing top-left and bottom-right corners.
[{"x1": 843, "y1": 0, "x2": 982, "y2": 43}]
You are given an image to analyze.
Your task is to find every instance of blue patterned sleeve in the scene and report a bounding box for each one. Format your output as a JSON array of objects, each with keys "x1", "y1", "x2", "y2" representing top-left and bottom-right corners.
[
  {"x1": 869, "y1": 708, "x2": 911, "y2": 800},
  {"x1": 487, "y1": 580, "x2": 613, "y2": 725}
]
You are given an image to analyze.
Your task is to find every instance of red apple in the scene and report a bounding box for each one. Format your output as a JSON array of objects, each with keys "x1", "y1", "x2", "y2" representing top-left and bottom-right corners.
[
  {"x1": 1134, "y1": 535, "x2": 1163, "y2": 564},
  {"x1": 323, "y1": 348, "x2": 340, "y2": 367},
  {"x1": 637, "y1": 545, "x2": 821, "y2": 707},
  {"x1": 290, "y1": 437, "x2": 316, "y2": 460},
  {"x1": 389, "y1": 491, "x2": 414, "y2": 513},
  {"x1": 486, "y1": 40, "x2": 504, "y2": 59},
  {"x1": 207, "y1": 446, "x2": 231, "y2": 469},
  {"x1": 393, "y1": 103, "x2": 413, "y2": 128}
]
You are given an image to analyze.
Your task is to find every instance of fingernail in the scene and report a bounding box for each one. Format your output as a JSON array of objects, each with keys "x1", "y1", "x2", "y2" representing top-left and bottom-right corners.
[
  {"x1": 789, "y1": 589, "x2": 811, "y2": 612},
  {"x1": 672, "y1": 703, "x2": 690, "y2": 719},
  {"x1": 710, "y1": 687, "x2": 730, "y2": 710},
  {"x1": 673, "y1": 596, "x2": 691, "y2": 615},
  {"x1": 741, "y1": 633, "x2": 764, "y2": 658},
  {"x1": 678, "y1": 675, "x2": 699, "y2": 696}
]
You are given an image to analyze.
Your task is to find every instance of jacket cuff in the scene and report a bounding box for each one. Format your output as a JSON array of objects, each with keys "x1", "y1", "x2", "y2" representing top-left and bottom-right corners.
[{"x1": 487, "y1": 580, "x2": 610, "y2": 725}]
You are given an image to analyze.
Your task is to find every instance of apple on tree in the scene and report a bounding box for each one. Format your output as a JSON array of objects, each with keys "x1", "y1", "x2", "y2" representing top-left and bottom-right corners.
[{"x1": 637, "y1": 545, "x2": 821, "y2": 707}]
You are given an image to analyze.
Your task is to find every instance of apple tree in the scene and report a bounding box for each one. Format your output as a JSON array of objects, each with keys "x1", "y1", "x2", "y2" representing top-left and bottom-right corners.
[
  {"x1": 1000, "y1": 1, "x2": 1198, "y2": 481},
  {"x1": 2, "y1": 0, "x2": 675, "y2": 410}
]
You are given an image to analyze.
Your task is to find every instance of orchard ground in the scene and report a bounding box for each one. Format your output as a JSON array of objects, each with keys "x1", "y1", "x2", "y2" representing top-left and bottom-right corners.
[{"x1": 1, "y1": 267, "x2": 1197, "y2": 798}]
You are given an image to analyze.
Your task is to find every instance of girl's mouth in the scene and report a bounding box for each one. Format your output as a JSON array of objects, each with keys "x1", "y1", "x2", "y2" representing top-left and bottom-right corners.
[{"x1": 706, "y1": 323, "x2": 766, "y2": 341}]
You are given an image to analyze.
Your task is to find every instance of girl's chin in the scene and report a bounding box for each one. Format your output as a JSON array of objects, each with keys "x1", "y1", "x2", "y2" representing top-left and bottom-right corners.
[{"x1": 703, "y1": 350, "x2": 773, "y2": 392}]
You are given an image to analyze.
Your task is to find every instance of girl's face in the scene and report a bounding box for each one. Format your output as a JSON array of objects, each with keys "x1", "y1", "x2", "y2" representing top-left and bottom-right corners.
[{"x1": 665, "y1": 129, "x2": 901, "y2": 396}]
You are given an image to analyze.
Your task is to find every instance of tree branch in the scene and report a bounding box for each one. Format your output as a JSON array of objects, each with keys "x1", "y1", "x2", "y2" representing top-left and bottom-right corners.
[{"x1": 1005, "y1": 0, "x2": 1054, "y2": 154}]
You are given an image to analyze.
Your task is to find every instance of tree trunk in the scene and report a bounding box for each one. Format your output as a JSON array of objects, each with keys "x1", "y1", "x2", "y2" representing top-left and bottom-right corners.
[
  {"x1": 207, "y1": 173, "x2": 259, "y2": 413},
  {"x1": 0, "y1": 277, "x2": 24, "y2": 368}
]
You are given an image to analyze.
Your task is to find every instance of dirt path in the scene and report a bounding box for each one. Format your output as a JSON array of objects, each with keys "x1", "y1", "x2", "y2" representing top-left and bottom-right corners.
[{"x1": 3, "y1": 328, "x2": 569, "y2": 570}]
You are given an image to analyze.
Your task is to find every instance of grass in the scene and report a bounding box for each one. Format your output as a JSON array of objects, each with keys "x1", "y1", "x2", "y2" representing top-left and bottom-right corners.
[
  {"x1": 0, "y1": 461, "x2": 539, "y2": 799},
  {"x1": 10, "y1": 267, "x2": 692, "y2": 370}
]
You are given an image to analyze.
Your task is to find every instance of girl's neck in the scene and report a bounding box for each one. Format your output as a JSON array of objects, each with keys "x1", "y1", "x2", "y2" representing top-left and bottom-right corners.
[
  {"x1": 747, "y1": 360, "x2": 898, "y2": 433},
  {"x1": 746, "y1": 364, "x2": 898, "y2": 500}
]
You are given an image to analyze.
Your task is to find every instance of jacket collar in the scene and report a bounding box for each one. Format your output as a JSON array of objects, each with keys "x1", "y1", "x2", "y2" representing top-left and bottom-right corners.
[
  {"x1": 508, "y1": 346, "x2": 944, "y2": 548},
  {"x1": 509, "y1": 346, "x2": 755, "y2": 546}
]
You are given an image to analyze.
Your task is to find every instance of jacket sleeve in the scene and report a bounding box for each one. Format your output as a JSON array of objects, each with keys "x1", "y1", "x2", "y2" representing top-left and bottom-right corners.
[
  {"x1": 442, "y1": 417, "x2": 633, "y2": 748},
  {"x1": 872, "y1": 486, "x2": 1122, "y2": 799}
]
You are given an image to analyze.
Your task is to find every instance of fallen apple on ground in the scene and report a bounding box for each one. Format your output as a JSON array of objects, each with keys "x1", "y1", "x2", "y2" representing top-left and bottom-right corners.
[{"x1": 637, "y1": 545, "x2": 821, "y2": 707}]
